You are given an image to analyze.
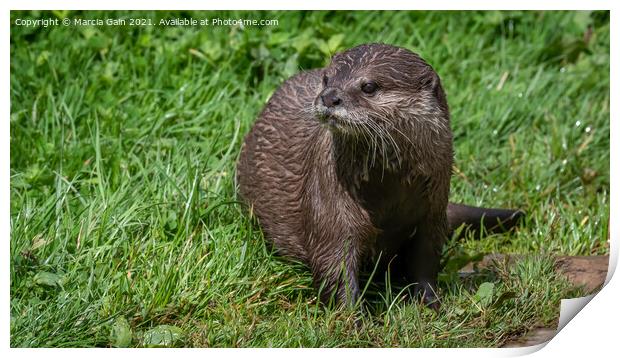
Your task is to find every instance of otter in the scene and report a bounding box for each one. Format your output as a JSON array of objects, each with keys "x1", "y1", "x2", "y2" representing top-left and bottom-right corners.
[{"x1": 237, "y1": 43, "x2": 523, "y2": 308}]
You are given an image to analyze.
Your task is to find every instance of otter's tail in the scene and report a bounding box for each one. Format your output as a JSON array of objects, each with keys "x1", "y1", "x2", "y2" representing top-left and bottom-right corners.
[{"x1": 447, "y1": 202, "x2": 525, "y2": 239}]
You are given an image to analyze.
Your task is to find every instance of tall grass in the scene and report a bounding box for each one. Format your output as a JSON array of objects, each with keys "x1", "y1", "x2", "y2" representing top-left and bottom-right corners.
[{"x1": 10, "y1": 10, "x2": 609, "y2": 347}]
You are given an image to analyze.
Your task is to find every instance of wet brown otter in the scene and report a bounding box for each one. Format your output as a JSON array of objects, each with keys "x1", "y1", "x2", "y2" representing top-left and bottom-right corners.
[{"x1": 237, "y1": 43, "x2": 523, "y2": 308}]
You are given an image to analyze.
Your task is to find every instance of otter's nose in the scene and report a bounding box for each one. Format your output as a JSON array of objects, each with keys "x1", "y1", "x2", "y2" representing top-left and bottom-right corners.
[{"x1": 321, "y1": 88, "x2": 343, "y2": 108}]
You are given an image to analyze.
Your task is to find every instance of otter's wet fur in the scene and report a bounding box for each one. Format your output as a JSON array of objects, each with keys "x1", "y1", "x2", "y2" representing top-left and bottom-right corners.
[{"x1": 237, "y1": 43, "x2": 523, "y2": 308}]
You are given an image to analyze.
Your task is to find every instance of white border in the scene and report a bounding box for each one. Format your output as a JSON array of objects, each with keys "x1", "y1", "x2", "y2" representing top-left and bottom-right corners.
[
  {"x1": 3, "y1": 1, "x2": 616, "y2": 357},
  {"x1": 0, "y1": 0, "x2": 615, "y2": 10}
]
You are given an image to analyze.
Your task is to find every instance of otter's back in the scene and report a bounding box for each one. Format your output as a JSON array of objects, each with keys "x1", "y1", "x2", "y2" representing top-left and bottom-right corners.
[{"x1": 237, "y1": 70, "x2": 323, "y2": 260}]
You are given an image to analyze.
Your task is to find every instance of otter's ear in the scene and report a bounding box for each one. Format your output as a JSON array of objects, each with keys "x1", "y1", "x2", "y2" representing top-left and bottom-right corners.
[
  {"x1": 330, "y1": 50, "x2": 345, "y2": 65},
  {"x1": 425, "y1": 70, "x2": 447, "y2": 107},
  {"x1": 421, "y1": 69, "x2": 440, "y2": 93}
]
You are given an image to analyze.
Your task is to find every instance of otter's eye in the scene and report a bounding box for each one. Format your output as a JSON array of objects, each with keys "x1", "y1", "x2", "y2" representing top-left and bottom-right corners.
[{"x1": 361, "y1": 81, "x2": 378, "y2": 94}]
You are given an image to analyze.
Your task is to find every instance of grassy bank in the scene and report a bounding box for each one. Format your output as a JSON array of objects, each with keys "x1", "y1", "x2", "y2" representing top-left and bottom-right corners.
[{"x1": 10, "y1": 10, "x2": 609, "y2": 347}]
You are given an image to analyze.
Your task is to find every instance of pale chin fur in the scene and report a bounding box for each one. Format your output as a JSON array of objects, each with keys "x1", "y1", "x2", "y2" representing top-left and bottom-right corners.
[{"x1": 312, "y1": 103, "x2": 355, "y2": 131}]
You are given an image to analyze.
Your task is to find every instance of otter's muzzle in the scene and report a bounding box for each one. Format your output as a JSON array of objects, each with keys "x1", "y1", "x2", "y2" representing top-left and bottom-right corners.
[{"x1": 320, "y1": 87, "x2": 343, "y2": 108}]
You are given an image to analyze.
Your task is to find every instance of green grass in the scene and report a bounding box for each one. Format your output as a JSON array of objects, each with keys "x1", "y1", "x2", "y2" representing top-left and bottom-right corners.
[{"x1": 10, "y1": 10, "x2": 609, "y2": 347}]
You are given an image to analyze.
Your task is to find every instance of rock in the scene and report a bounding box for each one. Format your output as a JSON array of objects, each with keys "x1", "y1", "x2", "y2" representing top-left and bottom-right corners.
[
  {"x1": 502, "y1": 327, "x2": 557, "y2": 348},
  {"x1": 555, "y1": 255, "x2": 608, "y2": 293}
]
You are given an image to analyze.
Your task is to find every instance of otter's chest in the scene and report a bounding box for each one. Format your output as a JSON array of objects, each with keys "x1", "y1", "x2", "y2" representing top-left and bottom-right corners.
[
  {"x1": 357, "y1": 172, "x2": 430, "y2": 233},
  {"x1": 348, "y1": 172, "x2": 429, "y2": 262}
]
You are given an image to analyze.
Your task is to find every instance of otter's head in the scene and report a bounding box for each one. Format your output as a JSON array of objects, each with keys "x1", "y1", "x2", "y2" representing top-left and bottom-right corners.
[{"x1": 313, "y1": 43, "x2": 448, "y2": 137}]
